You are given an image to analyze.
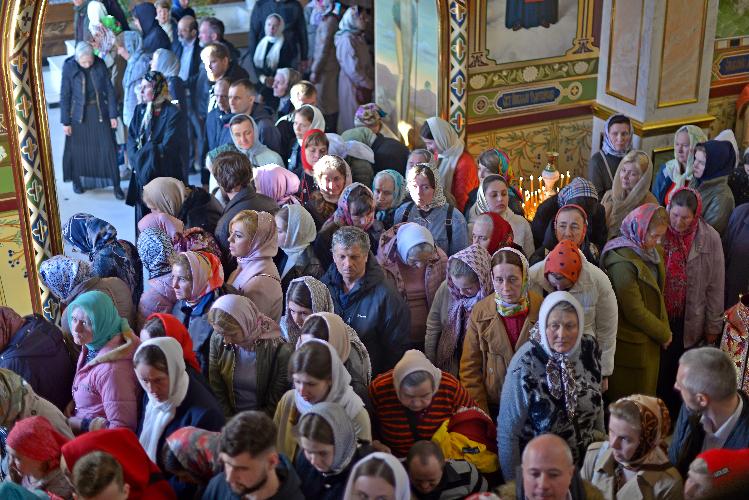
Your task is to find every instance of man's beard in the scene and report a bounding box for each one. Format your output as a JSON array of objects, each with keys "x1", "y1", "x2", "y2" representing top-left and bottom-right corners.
[{"x1": 230, "y1": 471, "x2": 268, "y2": 497}]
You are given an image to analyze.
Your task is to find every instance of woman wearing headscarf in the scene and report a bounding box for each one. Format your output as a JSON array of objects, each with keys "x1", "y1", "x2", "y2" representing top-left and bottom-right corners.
[
  {"x1": 163, "y1": 427, "x2": 220, "y2": 496},
  {"x1": 253, "y1": 14, "x2": 294, "y2": 106},
  {"x1": 420, "y1": 117, "x2": 480, "y2": 212},
  {"x1": 5, "y1": 416, "x2": 72, "y2": 499},
  {"x1": 330, "y1": 130, "x2": 376, "y2": 187},
  {"x1": 377, "y1": 222, "x2": 447, "y2": 349},
  {"x1": 169, "y1": 250, "x2": 227, "y2": 373},
  {"x1": 344, "y1": 452, "x2": 411, "y2": 500},
  {"x1": 468, "y1": 173, "x2": 535, "y2": 257},
  {"x1": 529, "y1": 201, "x2": 602, "y2": 267},
  {"x1": 728, "y1": 147, "x2": 749, "y2": 206},
  {"x1": 62, "y1": 213, "x2": 142, "y2": 305},
  {"x1": 142, "y1": 177, "x2": 223, "y2": 237},
  {"x1": 61, "y1": 428, "x2": 176, "y2": 499},
  {"x1": 602, "y1": 204, "x2": 672, "y2": 402},
  {"x1": 308, "y1": 154, "x2": 353, "y2": 228},
  {"x1": 287, "y1": 105, "x2": 326, "y2": 186},
  {"x1": 126, "y1": 70, "x2": 188, "y2": 224},
  {"x1": 61, "y1": 41, "x2": 121, "y2": 197},
  {"x1": 460, "y1": 247, "x2": 542, "y2": 417},
  {"x1": 136, "y1": 228, "x2": 177, "y2": 329},
  {"x1": 425, "y1": 244, "x2": 492, "y2": 376},
  {"x1": 499, "y1": 291, "x2": 604, "y2": 477},
  {"x1": 279, "y1": 276, "x2": 335, "y2": 344},
  {"x1": 131, "y1": 2, "x2": 170, "y2": 53},
  {"x1": 588, "y1": 114, "x2": 634, "y2": 198},
  {"x1": 39, "y1": 255, "x2": 135, "y2": 341},
  {"x1": 369, "y1": 349, "x2": 475, "y2": 458},
  {"x1": 652, "y1": 125, "x2": 708, "y2": 205},
  {"x1": 274, "y1": 204, "x2": 323, "y2": 293},
  {"x1": 298, "y1": 312, "x2": 372, "y2": 402},
  {"x1": 254, "y1": 164, "x2": 301, "y2": 206},
  {"x1": 151, "y1": 48, "x2": 186, "y2": 109},
  {"x1": 140, "y1": 313, "x2": 202, "y2": 379},
  {"x1": 582, "y1": 395, "x2": 683, "y2": 499},
  {"x1": 602, "y1": 150, "x2": 658, "y2": 240},
  {"x1": 274, "y1": 339, "x2": 370, "y2": 460},
  {"x1": 690, "y1": 135, "x2": 737, "y2": 234},
  {"x1": 116, "y1": 30, "x2": 151, "y2": 128},
  {"x1": 226, "y1": 210, "x2": 283, "y2": 321},
  {"x1": 372, "y1": 169, "x2": 406, "y2": 230},
  {"x1": 297, "y1": 128, "x2": 327, "y2": 202},
  {"x1": 134, "y1": 338, "x2": 223, "y2": 471},
  {"x1": 335, "y1": 6, "x2": 374, "y2": 131},
  {"x1": 0, "y1": 307, "x2": 75, "y2": 412},
  {"x1": 295, "y1": 402, "x2": 372, "y2": 500},
  {"x1": 468, "y1": 147, "x2": 524, "y2": 217},
  {"x1": 471, "y1": 212, "x2": 518, "y2": 255},
  {"x1": 66, "y1": 290, "x2": 141, "y2": 433},
  {"x1": 394, "y1": 162, "x2": 469, "y2": 256},
  {"x1": 658, "y1": 187, "x2": 724, "y2": 418},
  {"x1": 206, "y1": 294, "x2": 291, "y2": 419}
]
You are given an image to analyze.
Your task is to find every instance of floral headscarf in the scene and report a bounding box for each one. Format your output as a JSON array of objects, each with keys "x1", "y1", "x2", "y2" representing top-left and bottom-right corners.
[
  {"x1": 373, "y1": 169, "x2": 406, "y2": 216},
  {"x1": 436, "y1": 244, "x2": 492, "y2": 370},
  {"x1": 493, "y1": 247, "x2": 530, "y2": 317},
  {"x1": 663, "y1": 125, "x2": 707, "y2": 193},
  {"x1": 332, "y1": 182, "x2": 374, "y2": 227},
  {"x1": 254, "y1": 164, "x2": 300, "y2": 205},
  {"x1": 602, "y1": 203, "x2": 663, "y2": 265},
  {"x1": 0, "y1": 307, "x2": 25, "y2": 352},
  {"x1": 137, "y1": 227, "x2": 175, "y2": 279},
  {"x1": 280, "y1": 277, "x2": 335, "y2": 344},
  {"x1": 602, "y1": 114, "x2": 633, "y2": 158},
  {"x1": 355, "y1": 103, "x2": 386, "y2": 128},
  {"x1": 181, "y1": 251, "x2": 224, "y2": 302},
  {"x1": 63, "y1": 213, "x2": 118, "y2": 256},
  {"x1": 614, "y1": 395, "x2": 671, "y2": 469},
  {"x1": 166, "y1": 427, "x2": 221, "y2": 481},
  {"x1": 39, "y1": 256, "x2": 93, "y2": 302},
  {"x1": 209, "y1": 294, "x2": 281, "y2": 350},
  {"x1": 66, "y1": 290, "x2": 129, "y2": 351},
  {"x1": 137, "y1": 70, "x2": 171, "y2": 149}
]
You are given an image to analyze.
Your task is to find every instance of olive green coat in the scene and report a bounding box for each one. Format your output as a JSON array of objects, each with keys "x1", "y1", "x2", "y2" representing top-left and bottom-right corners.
[{"x1": 603, "y1": 247, "x2": 670, "y2": 402}]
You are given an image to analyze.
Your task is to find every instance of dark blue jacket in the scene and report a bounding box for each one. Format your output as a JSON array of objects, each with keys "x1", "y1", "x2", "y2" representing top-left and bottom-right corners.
[
  {"x1": 322, "y1": 255, "x2": 410, "y2": 377},
  {"x1": 294, "y1": 446, "x2": 371, "y2": 500},
  {"x1": 668, "y1": 390, "x2": 749, "y2": 477},
  {"x1": 133, "y1": 3, "x2": 171, "y2": 53},
  {"x1": 651, "y1": 163, "x2": 672, "y2": 205},
  {"x1": 0, "y1": 315, "x2": 75, "y2": 412},
  {"x1": 206, "y1": 108, "x2": 233, "y2": 153},
  {"x1": 171, "y1": 37, "x2": 202, "y2": 93},
  {"x1": 167, "y1": 76, "x2": 187, "y2": 111},
  {"x1": 202, "y1": 455, "x2": 304, "y2": 500},
  {"x1": 60, "y1": 56, "x2": 118, "y2": 126}
]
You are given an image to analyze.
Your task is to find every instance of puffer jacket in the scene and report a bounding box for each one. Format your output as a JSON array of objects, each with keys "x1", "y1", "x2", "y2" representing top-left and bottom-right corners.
[
  {"x1": 695, "y1": 175, "x2": 735, "y2": 234},
  {"x1": 72, "y1": 329, "x2": 141, "y2": 431},
  {"x1": 208, "y1": 334, "x2": 292, "y2": 418},
  {"x1": 376, "y1": 223, "x2": 448, "y2": 310},
  {"x1": 459, "y1": 292, "x2": 542, "y2": 414},
  {"x1": 60, "y1": 55, "x2": 118, "y2": 126}
]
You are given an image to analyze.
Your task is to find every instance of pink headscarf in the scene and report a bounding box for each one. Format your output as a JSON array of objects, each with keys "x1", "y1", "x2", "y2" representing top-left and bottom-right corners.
[
  {"x1": 182, "y1": 251, "x2": 224, "y2": 302},
  {"x1": 229, "y1": 211, "x2": 279, "y2": 291},
  {"x1": 254, "y1": 165, "x2": 301, "y2": 206},
  {"x1": 137, "y1": 212, "x2": 185, "y2": 240},
  {"x1": 210, "y1": 294, "x2": 281, "y2": 349}
]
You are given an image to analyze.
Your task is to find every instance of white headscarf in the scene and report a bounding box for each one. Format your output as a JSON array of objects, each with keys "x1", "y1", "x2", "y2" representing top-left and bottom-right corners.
[
  {"x1": 426, "y1": 117, "x2": 465, "y2": 197},
  {"x1": 253, "y1": 13, "x2": 286, "y2": 72},
  {"x1": 326, "y1": 133, "x2": 375, "y2": 163},
  {"x1": 296, "y1": 105, "x2": 326, "y2": 145},
  {"x1": 395, "y1": 222, "x2": 434, "y2": 263},
  {"x1": 280, "y1": 204, "x2": 317, "y2": 278},
  {"x1": 136, "y1": 337, "x2": 190, "y2": 461},
  {"x1": 538, "y1": 291, "x2": 585, "y2": 358},
  {"x1": 87, "y1": 1, "x2": 107, "y2": 35},
  {"x1": 343, "y1": 452, "x2": 411, "y2": 500}
]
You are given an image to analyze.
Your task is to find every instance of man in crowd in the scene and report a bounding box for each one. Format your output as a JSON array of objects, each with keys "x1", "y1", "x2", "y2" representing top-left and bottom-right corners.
[{"x1": 406, "y1": 440, "x2": 487, "y2": 499}]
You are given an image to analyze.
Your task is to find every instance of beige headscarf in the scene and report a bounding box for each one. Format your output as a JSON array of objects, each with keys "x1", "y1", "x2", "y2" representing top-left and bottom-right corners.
[
  {"x1": 601, "y1": 150, "x2": 654, "y2": 239},
  {"x1": 142, "y1": 177, "x2": 187, "y2": 217},
  {"x1": 392, "y1": 350, "x2": 442, "y2": 398}
]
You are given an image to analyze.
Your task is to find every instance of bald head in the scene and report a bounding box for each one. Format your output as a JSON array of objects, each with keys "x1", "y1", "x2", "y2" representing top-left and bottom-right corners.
[
  {"x1": 522, "y1": 435, "x2": 575, "y2": 500},
  {"x1": 177, "y1": 16, "x2": 197, "y2": 43}
]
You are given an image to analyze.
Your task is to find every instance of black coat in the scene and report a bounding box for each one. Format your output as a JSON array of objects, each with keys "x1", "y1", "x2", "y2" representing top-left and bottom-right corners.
[
  {"x1": 294, "y1": 447, "x2": 372, "y2": 500},
  {"x1": 173, "y1": 37, "x2": 203, "y2": 106},
  {"x1": 167, "y1": 76, "x2": 187, "y2": 110},
  {"x1": 372, "y1": 135, "x2": 410, "y2": 176},
  {"x1": 245, "y1": 0, "x2": 308, "y2": 66},
  {"x1": 133, "y1": 3, "x2": 171, "y2": 53},
  {"x1": 205, "y1": 108, "x2": 233, "y2": 153},
  {"x1": 195, "y1": 62, "x2": 250, "y2": 121},
  {"x1": 178, "y1": 186, "x2": 224, "y2": 234},
  {"x1": 530, "y1": 194, "x2": 608, "y2": 251},
  {"x1": 60, "y1": 56, "x2": 118, "y2": 125}
]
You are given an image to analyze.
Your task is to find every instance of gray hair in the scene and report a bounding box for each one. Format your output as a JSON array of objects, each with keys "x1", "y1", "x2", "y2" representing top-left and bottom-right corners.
[
  {"x1": 75, "y1": 41, "x2": 95, "y2": 62},
  {"x1": 407, "y1": 242, "x2": 434, "y2": 260},
  {"x1": 679, "y1": 347, "x2": 737, "y2": 400},
  {"x1": 400, "y1": 370, "x2": 433, "y2": 390},
  {"x1": 331, "y1": 226, "x2": 369, "y2": 254}
]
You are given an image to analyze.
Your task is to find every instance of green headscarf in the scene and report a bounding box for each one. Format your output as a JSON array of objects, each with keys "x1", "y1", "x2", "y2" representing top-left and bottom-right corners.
[
  {"x1": 0, "y1": 368, "x2": 27, "y2": 428},
  {"x1": 66, "y1": 290, "x2": 128, "y2": 351},
  {"x1": 341, "y1": 126, "x2": 377, "y2": 147}
]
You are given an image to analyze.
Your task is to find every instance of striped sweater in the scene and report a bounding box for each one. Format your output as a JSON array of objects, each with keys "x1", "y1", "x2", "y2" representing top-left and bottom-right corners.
[{"x1": 369, "y1": 370, "x2": 476, "y2": 457}]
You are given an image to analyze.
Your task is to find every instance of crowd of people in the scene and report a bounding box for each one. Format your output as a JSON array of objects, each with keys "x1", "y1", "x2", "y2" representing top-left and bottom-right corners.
[{"x1": 5, "y1": 0, "x2": 749, "y2": 499}]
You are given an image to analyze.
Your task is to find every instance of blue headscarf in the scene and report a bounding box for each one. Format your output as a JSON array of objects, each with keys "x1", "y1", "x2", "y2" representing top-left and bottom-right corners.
[
  {"x1": 66, "y1": 290, "x2": 128, "y2": 351},
  {"x1": 373, "y1": 169, "x2": 406, "y2": 220},
  {"x1": 695, "y1": 139, "x2": 736, "y2": 183},
  {"x1": 602, "y1": 114, "x2": 633, "y2": 158}
]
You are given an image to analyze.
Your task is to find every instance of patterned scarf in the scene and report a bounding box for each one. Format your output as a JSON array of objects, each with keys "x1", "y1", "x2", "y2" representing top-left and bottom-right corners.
[
  {"x1": 493, "y1": 247, "x2": 530, "y2": 317},
  {"x1": 373, "y1": 169, "x2": 406, "y2": 219},
  {"x1": 137, "y1": 227, "x2": 175, "y2": 279},
  {"x1": 39, "y1": 255, "x2": 93, "y2": 302},
  {"x1": 138, "y1": 71, "x2": 170, "y2": 149},
  {"x1": 618, "y1": 395, "x2": 671, "y2": 469},
  {"x1": 663, "y1": 187, "x2": 702, "y2": 319},
  {"x1": 166, "y1": 427, "x2": 221, "y2": 481},
  {"x1": 332, "y1": 182, "x2": 374, "y2": 228},
  {"x1": 601, "y1": 115, "x2": 633, "y2": 158},
  {"x1": 436, "y1": 245, "x2": 492, "y2": 370},
  {"x1": 280, "y1": 277, "x2": 335, "y2": 344},
  {"x1": 183, "y1": 251, "x2": 224, "y2": 303},
  {"x1": 601, "y1": 203, "x2": 663, "y2": 265},
  {"x1": 407, "y1": 161, "x2": 447, "y2": 211}
]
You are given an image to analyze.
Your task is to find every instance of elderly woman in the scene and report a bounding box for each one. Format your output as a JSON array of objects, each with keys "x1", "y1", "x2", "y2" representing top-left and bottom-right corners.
[
  {"x1": 372, "y1": 169, "x2": 406, "y2": 230},
  {"x1": 226, "y1": 210, "x2": 283, "y2": 321},
  {"x1": 170, "y1": 250, "x2": 227, "y2": 373},
  {"x1": 126, "y1": 70, "x2": 188, "y2": 223},
  {"x1": 164, "y1": 427, "x2": 221, "y2": 494},
  {"x1": 460, "y1": 247, "x2": 542, "y2": 417},
  {"x1": 426, "y1": 244, "x2": 493, "y2": 376},
  {"x1": 5, "y1": 416, "x2": 72, "y2": 498},
  {"x1": 0, "y1": 308, "x2": 75, "y2": 412},
  {"x1": 288, "y1": 105, "x2": 326, "y2": 184},
  {"x1": 377, "y1": 222, "x2": 447, "y2": 350},
  {"x1": 355, "y1": 103, "x2": 399, "y2": 140},
  {"x1": 307, "y1": 154, "x2": 352, "y2": 228},
  {"x1": 66, "y1": 291, "x2": 141, "y2": 433},
  {"x1": 602, "y1": 204, "x2": 671, "y2": 402},
  {"x1": 142, "y1": 176, "x2": 224, "y2": 239},
  {"x1": 653, "y1": 125, "x2": 708, "y2": 205},
  {"x1": 280, "y1": 276, "x2": 335, "y2": 344},
  {"x1": 206, "y1": 295, "x2": 292, "y2": 419},
  {"x1": 369, "y1": 350, "x2": 475, "y2": 458},
  {"x1": 272, "y1": 67, "x2": 302, "y2": 117},
  {"x1": 116, "y1": 30, "x2": 150, "y2": 128},
  {"x1": 335, "y1": 6, "x2": 374, "y2": 131},
  {"x1": 253, "y1": 14, "x2": 294, "y2": 106},
  {"x1": 134, "y1": 337, "x2": 223, "y2": 466},
  {"x1": 136, "y1": 228, "x2": 177, "y2": 329},
  {"x1": 582, "y1": 395, "x2": 683, "y2": 499},
  {"x1": 394, "y1": 162, "x2": 468, "y2": 256},
  {"x1": 275, "y1": 205, "x2": 323, "y2": 293},
  {"x1": 691, "y1": 136, "x2": 737, "y2": 234},
  {"x1": 469, "y1": 174, "x2": 534, "y2": 257},
  {"x1": 602, "y1": 150, "x2": 658, "y2": 240},
  {"x1": 658, "y1": 187, "x2": 724, "y2": 418},
  {"x1": 274, "y1": 339, "x2": 370, "y2": 460},
  {"x1": 499, "y1": 291, "x2": 605, "y2": 477},
  {"x1": 298, "y1": 312, "x2": 371, "y2": 402},
  {"x1": 150, "y1": 48, "x2": 185, "y2": 109},
  {"x1": 471, "y1": 212, "x2": 516, "y2": 255},
  {"x1": 529, "y1": 202, "x2": 602, "y2": 267},
  {"x1": 295, "y1": 402, "x2": 372, "y2": 500},
  {"x1": 344, "y1": 453, "x2": 411, "y2": 500},
  {"x1": 61, "y1": 42, "x2": 121, "y2": 197},
  {"x1": 588, "y1": 114, "x2": 633, "y2": 198},
  {"x1": 254, "y1": 164, "x2": 301, "y2": 206}
]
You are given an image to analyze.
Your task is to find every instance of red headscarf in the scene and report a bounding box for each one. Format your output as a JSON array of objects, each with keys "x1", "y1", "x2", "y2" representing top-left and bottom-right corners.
[
  {"x1": 544, "y1": 240, "x2": 582, "y2": 284},
  {"x1": 663, "y1": 187, "x2": 703, "y2": 319},
  {"x1": 483, "y1": 212, "x2": 514, "y2": 255},
  {"x1": 0, "y1": 307, "x2": 25, "y2": 351},
  {"x1": 146, "y1": 313, "x2": 201, "y2": 372},
  {"x1": 182, "y1": 251, "x2": 224, "y2": 302},
  {"x1": 61, "y1": 428, "x2": 176, "y2": 500},
  {"x1": 6, "y1": 416, "x2": 69, "y2": 469},
  {"x1": 301, "y1": 128, "x2": 326, "y2": 175}
]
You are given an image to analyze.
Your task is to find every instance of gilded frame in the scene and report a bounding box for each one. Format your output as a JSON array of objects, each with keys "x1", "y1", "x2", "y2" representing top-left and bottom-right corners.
[{"x1": 605, "y1": 0, "x2": 644, "y2": 105}]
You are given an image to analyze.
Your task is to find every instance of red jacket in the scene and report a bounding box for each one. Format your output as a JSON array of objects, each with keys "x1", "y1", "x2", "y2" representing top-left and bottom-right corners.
[{"x1": 452, "y1": 152, "x2": 480, "y2": 212}]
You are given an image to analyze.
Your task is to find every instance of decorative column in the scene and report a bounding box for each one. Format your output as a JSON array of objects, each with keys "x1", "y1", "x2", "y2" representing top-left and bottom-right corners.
[{"x1": 593, "y1": 0, "x2": 719, "y2": 156}]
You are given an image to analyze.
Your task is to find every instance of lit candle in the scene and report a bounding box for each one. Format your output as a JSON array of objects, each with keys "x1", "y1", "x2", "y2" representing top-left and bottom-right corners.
[
  {"x1": 566, "y1": 171, "x2": 570, "y2": 185},
  {"x1": 519, "y1": 177, "x2": 523, "y2": 192},
  {"x1": 530, "y1": 175, "x2": 534, "y2": 195},
  {"x1": 560, "y1": 173, "x2": 564, "y2": 187}
]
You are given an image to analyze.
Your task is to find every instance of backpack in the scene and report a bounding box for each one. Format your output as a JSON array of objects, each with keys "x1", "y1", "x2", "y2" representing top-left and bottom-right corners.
[{"x1": 431, "y1": 406, "x2": 499, "y2": 473}]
